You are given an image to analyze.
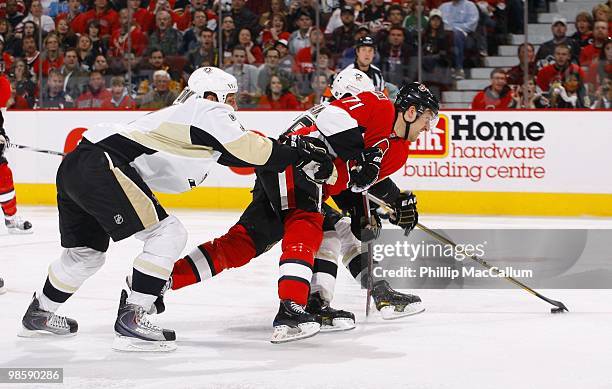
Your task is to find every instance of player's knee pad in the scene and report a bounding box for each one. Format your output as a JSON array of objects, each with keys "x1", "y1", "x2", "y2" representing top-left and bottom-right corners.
[
  {"x1": 48, "y1": 247, "x2": 107, "y2": 293},
  {"x1": 134, "y1": 215, "x2": 188, "y2": 280},
  {"x1": 281, "y1": 209, "x2": 324, "y2": 260},
  {"x1": 0, "y1": 162, "x2": 14, "y2": 192}
]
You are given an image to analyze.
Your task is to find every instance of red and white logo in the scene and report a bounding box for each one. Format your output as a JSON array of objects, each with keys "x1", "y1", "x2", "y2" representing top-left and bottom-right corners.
[{"x1": 408, "y1": 114, "x2": 449, "y2": 158}]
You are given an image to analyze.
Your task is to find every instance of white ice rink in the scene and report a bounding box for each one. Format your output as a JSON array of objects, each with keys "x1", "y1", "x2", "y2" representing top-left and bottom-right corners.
[{"x1": 1, "y1": 207, "x2": 612, "y2": 389}]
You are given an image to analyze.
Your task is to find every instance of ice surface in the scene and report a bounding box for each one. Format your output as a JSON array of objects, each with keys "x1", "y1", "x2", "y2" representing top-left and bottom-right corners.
[{"x1": 1, "y1": 208, "x2": 611, "y2": 389}]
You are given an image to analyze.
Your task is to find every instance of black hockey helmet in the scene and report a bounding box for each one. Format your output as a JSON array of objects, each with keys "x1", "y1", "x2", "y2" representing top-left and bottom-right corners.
[
  {"x1": 395, "y1": 82, "x2": 439, "y2": 116},
  {"x1": 355, "y1": 36, "x2": 376, "y2": 49}
]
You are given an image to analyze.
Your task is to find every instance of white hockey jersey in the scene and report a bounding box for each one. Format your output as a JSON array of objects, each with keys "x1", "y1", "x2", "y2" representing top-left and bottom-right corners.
[{"x1": 84, "y1": 95, "x2": 297, "y2": 193}]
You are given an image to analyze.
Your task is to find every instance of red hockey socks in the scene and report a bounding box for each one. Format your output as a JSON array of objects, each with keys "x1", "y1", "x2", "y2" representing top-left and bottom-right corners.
[{"x1": 0, "y1": 163, "x2": 16, "y2": 217}]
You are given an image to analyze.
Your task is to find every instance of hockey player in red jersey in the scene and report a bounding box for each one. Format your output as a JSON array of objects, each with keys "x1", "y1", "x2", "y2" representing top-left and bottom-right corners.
[
  {"x1": 0, "y1": 93, "x2": 33, "y2": 234},
  {"x1": 161, "y1": 71, "x2": 439, "y2": 332}
]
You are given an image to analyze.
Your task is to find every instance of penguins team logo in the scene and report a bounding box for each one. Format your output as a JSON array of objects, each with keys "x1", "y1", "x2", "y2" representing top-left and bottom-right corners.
[
  {"x1": 204, "y1": 67, "x2": 213, "y2": 73},
  {"x1": 114, "y1": 214, "x2": 124, "y2": 225},
  {"x1": 355, "y1": 73, "x2": 363, "y2": 81}
]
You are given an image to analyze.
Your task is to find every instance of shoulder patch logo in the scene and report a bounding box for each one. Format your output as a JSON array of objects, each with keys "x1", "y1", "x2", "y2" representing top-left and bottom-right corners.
[
  {"x1": 114, "y1": 214, "x2": 124, "y2": 225},
  {"x1": 418, "y1": 83, "x2": 428, "y2": 92}
]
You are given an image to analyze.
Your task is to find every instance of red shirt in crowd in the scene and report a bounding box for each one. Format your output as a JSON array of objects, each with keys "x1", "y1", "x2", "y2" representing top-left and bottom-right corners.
[
  {"x1": 132, "y1": 8, "x2": 155, "y2": 33},
  {"x1": 537, "y1": 63, "x2": 586, "y2": 91},
  {"x1": 73, "y1": 9, "x2": 119, "y2": 37},
  {"x1": 294, "y1": 47, "x2": 315, "y2": 74},
  {"x1": 75, "y1": 89, "x2": 113, "y2": 109},
  {"x1": 260, "y1": 30, "x2": 290, "y2": 48},
  {"x1": 175, "y1": 8, "x2": 217, "y2": 31},
  {"x1": 257, "y1": 93, "x2": 300, "y2": 110},
  {"x1": 471, "y1": 86, "x2": 513, "y2": 109},
  {"x1": 579, "y1": 43, "x2": 603, "y2": 67},
  {"x1": 101, "y1": 94, "x2": 137, "y2": 109},
  {"x1": 41, "y1": 55, "x2": 64, "y2": 77},
  {"x1": 109, "y1": 26, "x2": 149, "y2": 57},
  {"x1": 586, "y1": 60, "x2": 612, "y2": 88}
]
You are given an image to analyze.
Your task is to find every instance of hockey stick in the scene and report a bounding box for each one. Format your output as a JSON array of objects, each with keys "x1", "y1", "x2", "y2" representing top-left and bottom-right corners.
[
  {"x1": 366, "y1": 193, "x2": 569, "y2": 313},
  {"x1": 362, "y1": 191, "x2": 374, "y2": 317},
  {"x1": 10, "y1": 143, "x2": 66, "y2": 156}
]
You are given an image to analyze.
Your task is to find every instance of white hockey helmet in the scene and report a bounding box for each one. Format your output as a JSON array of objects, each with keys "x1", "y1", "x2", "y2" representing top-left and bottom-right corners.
[
  {"x1": 187, "y1": 66, "x2": 238, "y2": 104},
  {"x1": 331, "y1": 68, "x2": 375, "y2": 100}
]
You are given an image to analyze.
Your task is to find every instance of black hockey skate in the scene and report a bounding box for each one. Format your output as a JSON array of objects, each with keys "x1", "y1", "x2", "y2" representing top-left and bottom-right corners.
[
  {"x1": 271, "y1": 300, "x2": 322, "y2": 344},
  {"x1": 306, "y1": 292, "x2": 355, "y2": 332},
  {"x1": 5, "y1": 215, "x2": 33, "y2": 235},
  {"x1": 125, "y1": 275, "x2": 170, "y2": 314},
  {"x1": 19, "y1": 293, "x2": 78, "y2": 337},
  {"x1": 372, "y1": 280, "x2": 425, "y2": 320},
  {"x1": 112, "y1": 290, "x2": 176, "y2": 352},
  {"x1": 0, "y1": 277, "x2": 5, "y2": 295}
]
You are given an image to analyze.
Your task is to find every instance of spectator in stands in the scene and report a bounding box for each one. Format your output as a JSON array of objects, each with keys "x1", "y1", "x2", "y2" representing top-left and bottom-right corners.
[
  {"x1": 60, "y1": 47, "x2": 87, "y2": 100},
  {"x1": 592, "y1": 4, "x2": 611, "y2": 31},
  {"x1": 9, "y1": 58, "x2": 36, "y2": 107},
  {"x1": 330, "y1": 6, "x2": 359, "y2": 56},
  {"x1": 75, "y1": 0, "x2": 118, "y2": 38},
  {"x1": 0, "y1": 36, "x2": 14, "y2": 72},
  {"x1": 571, "y1": 11, "x2": 594, "y2": 49},
  {"x1": 379, "y1": 26, "x2": 413, "y2": 86},
  {"x1": 403, "y1": 0, "x2": 427, "y2": 34},
  {"x1": 591, "y1": 75, "x2": 611, "y2": 108},
  {"x1": 21, "y1": 0, "x2": 55, "y2": 33},
  {"x1": 288, "y1": 9, "x2": 313, "y2": 56},
  {"x1": 75, "y1": 70, "x2": 112, "y2": 108},
  {"x1": 259, "y1": 13, "x2": 290, "y2": 50},
  {"x1": 364, "y1": 0, "x2": 387, "y2": 24},
  {"x1": 101, "y1": 75, "x2": 137, "y2": 109},
  {"x1": 421, "y1": 9, "x2": 451, "y2": 88},
  {"x1": 471, "y1": 68, "x2": 513, "y2": 109},
  {"x1": 506, "y1": 43, "x2": 536, "y2": 85},
  {"x1": 580, "y1": 21, "x2": 609, "y2": 67},
  {"x1": 87, "y1": 20, "x2": 107, "y2": 55},
  {"x1": 55, "y1": 19, "x2": 78, "y2": 51},
  {"x1": 149, "y1": 10, "x2": 182, "y2": 56},
  {"x1": 5, "y1": 0, "x2": 24, "y2": 31},
  {"x1": 181, "y1": 9, "x2": 208, "y2": 54},
  {"x1": 295, "y1": 28, "x2": 326, "y2": 75},
  {"x1": 127, "y1": 0, "x2": 155, "y2": 33},
  {"x1": 314, "y1": 48, "x2": 336, "y2": 80},
  {"x1": 6, "y1": 80, "x2": 31, "y2": 108},
  {"x1": 176, "y1": 0, "x2": 217, "y2": 32},
  {"x1": 509, "y1": 76, "x2": 549, "y2": 109},
  {"x1": 186, "y1": 27, "x2": 218, "y2": 71},
  {"x1": 587, "y1": 38, "x2": 612, "y2": 89},
  {"x1": 325, "y1": 0, "x2": 360, "y2": 35},
  {"x1": 109, "y1": 8, "x2": 148, "y2": 59},
  {"x1": 257, "y1": 46, "x2": 293, "y2": 93},
  {"x1": 231, "y1": 0, "x2": 258, "y2": 33},
  {"x1": 21, "y1": 36, "x2": 40, "y2": 79},
  {"x1": 299, "y1": 72, "x2": 328, "y2": 109},
  {"x1": 257, "y1": 74, "x2": 299, "y2": 110},
  {"x1": 439, "y1": 0, "x2": 479, "y2": 80},
  {"x1": 549, "y1": 71, "x2": 588, "y2": 109},
  {"x1": 56, "y1": 0, "x2": 83, "y2": 32},
  {"x1": 344, "y1": 36, "x2": 385, "y2": 92},
  {"x1": 41, "y1": 32, "x2": 64, "y2": 76},
  {"x1": 259, "y1": 0, "x2": 287, "y2": 29},
  {"x1": 537, "y1": 43, "x2": 585, "y2": 92},
  {"x1": 225, "y1": 45, "x2": 259, "y2": 106},
  {"x1": 34, "y1": 69, "x2": 73, "y2": 108},
  {"x1": 220, "y1": 15, "x2": 237, "y2": 66},
  {"x1": 234, "y1": 27, "x2": 264, "y2": 65},
  {"x1": 375, "y1": 4, "x2": 405, "y2": 44},
  {"x1": 93, "y1": 54, "x2": 112, "y2": 83},
  {"x1": 139, "y1": 69, "x2": 177, "y2": 108},
  {"x1": 76, "y1": 34, "x2": 95, "y2": 71},
  {"x1": 275, "y1": 38, "x2": 294, "y2": 74},
  {"x1": 535, "y1": 17, "x2": 579, "y2": 70}
]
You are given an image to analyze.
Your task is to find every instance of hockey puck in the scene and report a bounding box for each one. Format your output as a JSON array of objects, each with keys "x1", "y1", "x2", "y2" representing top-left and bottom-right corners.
[{"x1": 550, "y1": 307, "x2": 565, "y2": 314}]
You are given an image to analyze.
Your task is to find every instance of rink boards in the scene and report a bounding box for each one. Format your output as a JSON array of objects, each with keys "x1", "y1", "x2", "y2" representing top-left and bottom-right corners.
[{"x1": 4, "y1": 109, "x2": 612, "y2": 216}]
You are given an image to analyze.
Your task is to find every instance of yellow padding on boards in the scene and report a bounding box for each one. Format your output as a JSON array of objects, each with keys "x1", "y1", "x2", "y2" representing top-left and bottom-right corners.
[{"x1": 13, "y1": 183, "x2": 612, "y2": 217}]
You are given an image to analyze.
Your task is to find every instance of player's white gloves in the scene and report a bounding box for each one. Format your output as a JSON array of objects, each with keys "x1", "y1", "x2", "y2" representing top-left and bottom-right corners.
[
  {"x1": 349, "y1": 147, "x2": 383, "y2": 192},
  {"x1": 0, "y1": 134, "x2": 9, "y2": 154},
  {"x1": 389, "y1": 191, "x2": 418, "y2": 233}
]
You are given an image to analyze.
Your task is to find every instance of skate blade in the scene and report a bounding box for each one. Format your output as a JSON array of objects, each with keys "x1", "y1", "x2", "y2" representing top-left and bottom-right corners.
[
  {"x1": 18, "y1": 327, "x2": 77, "y2": 338},
  {"x1": 0, "y1": 287, "x2": 6, "y2": 295},
  {"x1": 112, "y1": 335, "x2": 177, "y2": 352},
  {"x1": 270, "y1": 322, "x2": 320, "y2": 344},
  {"x1": 8, "y1": 228, "x2": 34, "y2": 235},
  {"x1": 320, "y1": 318, "x2": 356, "y2": 332},
  {"x1": 380, "y1": 302, "x2": 425, "y2": 320}
]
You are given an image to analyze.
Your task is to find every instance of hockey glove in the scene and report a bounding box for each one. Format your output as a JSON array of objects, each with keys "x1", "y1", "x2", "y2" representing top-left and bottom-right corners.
[
  {"x1": 349, "y1": 147, "x2": 383, "y2": 193},
  {"x1": 0, "y1": 134, "x2": 9, "y2": 155},
  {"x1": 287, "y1": 135, "x2": 335, "y2": 184},
  {"x1": 359, "y1": 212, "x2": 382, "y2": 243},
  {"x1": 389, "y1": 191, "x2": 418, "y2": 233}
]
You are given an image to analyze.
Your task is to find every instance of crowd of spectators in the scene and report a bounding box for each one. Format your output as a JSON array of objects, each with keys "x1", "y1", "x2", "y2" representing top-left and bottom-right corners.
[
  {"x1": 0, "y1": 0, "x2": 608, "y2": 110},
  {"x1": 473, "y1": 4, "x2": 612, "y2": 110}
]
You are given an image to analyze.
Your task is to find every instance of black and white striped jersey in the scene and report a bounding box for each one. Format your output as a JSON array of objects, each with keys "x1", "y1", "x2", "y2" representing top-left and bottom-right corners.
[
  {"x1": 342, "y1": 63, "x2": 385, "y2": 93},
  {"x1": 84, "y1": 95, "x2": 299, "y2": 194}
]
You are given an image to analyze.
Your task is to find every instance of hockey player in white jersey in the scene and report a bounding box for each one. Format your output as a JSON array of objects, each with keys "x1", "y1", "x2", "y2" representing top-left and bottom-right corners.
[{"x1": 19, "y1": 67, "x2": 333, "y2": 352}]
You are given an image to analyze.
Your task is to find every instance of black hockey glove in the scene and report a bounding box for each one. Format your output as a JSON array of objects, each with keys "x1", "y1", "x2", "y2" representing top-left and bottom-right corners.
[
  {"x1": 389, "y1": 191, "x2": 418, "y2": 233},
  {"x1": 359, "y1": 211, "x2": 382, "y2": 243},
  {"x1": 286, "y1": 135, "x2": 335, "y2": 184},
  {"x1": 349, "y1": 147, "x2": 383, "y2": 193},
  {"x1": 0, "y1": 133, "x2": 9, "y2": 155}
]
